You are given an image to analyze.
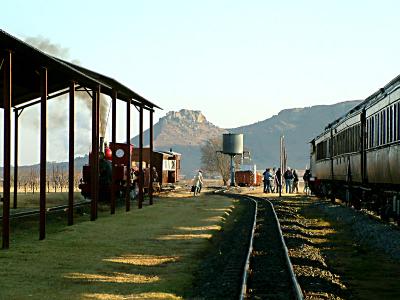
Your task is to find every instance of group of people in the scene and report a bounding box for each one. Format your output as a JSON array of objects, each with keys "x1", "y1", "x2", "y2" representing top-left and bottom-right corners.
[{"x1": 262, "y1": 167, "x2": 303, "y2": 194}]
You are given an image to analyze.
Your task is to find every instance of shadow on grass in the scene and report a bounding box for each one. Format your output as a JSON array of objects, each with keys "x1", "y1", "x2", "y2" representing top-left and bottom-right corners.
[
  {"x1": 58, "y1": 197, "x2": 234, "y2": 299},
  {"x1": 1, "y1": 194, "x2": 237, "y2": 299}
]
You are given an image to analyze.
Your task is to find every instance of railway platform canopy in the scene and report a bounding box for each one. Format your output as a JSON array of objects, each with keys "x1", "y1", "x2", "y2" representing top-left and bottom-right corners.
[
  {"x1": 1, "y1": 29, "x2": 161, "y2": 248},
  {"x1": 0, "y1": 29, "x2": 161, "y2": 110}
]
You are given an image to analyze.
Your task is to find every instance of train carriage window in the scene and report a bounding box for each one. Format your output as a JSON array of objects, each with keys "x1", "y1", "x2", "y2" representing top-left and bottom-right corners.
[
  {"x1": 341, "y1": 131, "x2": 344, "y2": 154},
  {"x1": 348, "y1": 128, "x2": 351, "y2": 153},
  {"x1": 392, "y1": 105, "x2": 395, "y2": 142},
  {"x1": 346, "y1": 128, "x2": 349, "y2": 153},
  {"x1": 382, "y1": 110, "x2": 385, "y2": 145},
  {"x1": 368, "y1": 118, "x2": 371, "y2": 148},
  {"x1": 375, "y1": 114, "x2": 378, "y2": 146},
  {"x1": 368, "y1": 118, "x2": 372, "y2": 148},
  {"x1": 383, "y1": 110, "x2": 387, "y2": 144},
  {"x1": 351, "y1": 127, "x2": 354, "y2": 152},
  {"x1": 348, "y1": 128, "x2": 351, "y2": 152},
  {"x1": 392, "y1": 103, "x2": 397, "y2": 142},
  {"x1": 347, "y1": 128, "x2": 350, "y2": 153},
  {"x1": 367, "y1": 119, "x2": 371, "y2": 148},
  {"x1": 387, "y1": 107, "x2": 390, "y2": 143},
  {"x1": 356, "y1": 125, "x2": 359, "y2": 151},
  {"x1": 316, "y1": 139, "x2": 329, "y2": 160},
  {"x1": 355, "y1": 125, "x2": 358, "y2": 151},
  {"x1": 386, "y1": 106, "x2": 393, "y2": 143},
  {"x1": 350, "y1": 126, "x2": 353, "y2": 152},
  {"x1": 349, "y1": 127, "x2": 352, "y2": 152},
  {"x1": 327, "y1": 138, "x2": 330, "y2": 157},
  {"x1": 374, "y1": 115, "x2": 379, "y2": 147},
  {"x1": 332, "y1": 135, "x2": 337, "y2": 156},
  {"x1": 397, "y1": 103, "x2": 400, "y2": 141},
  {"x1": 371, "y1": 117, "x2": 375, "y2": 147}
]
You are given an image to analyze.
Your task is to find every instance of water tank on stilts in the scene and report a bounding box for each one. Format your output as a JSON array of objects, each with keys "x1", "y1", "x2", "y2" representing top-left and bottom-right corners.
[{"x1": 222, "y1": 133, "x2": 244, "y2": 186}]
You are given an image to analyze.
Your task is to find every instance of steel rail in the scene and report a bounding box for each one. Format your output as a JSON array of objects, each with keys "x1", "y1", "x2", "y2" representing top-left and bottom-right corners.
[
  {"x1": 266, "y1": 198, "x2": 304, "y2": 300},
  {"x1": 238, "y1": 195, "x2": 304, "y2": 300},
  {"x1": 239, "y1": 196, "x2": 258, "y2": 300},
  {"x1": 0, "y1": 200, "x2": 91, "y2": 220}
]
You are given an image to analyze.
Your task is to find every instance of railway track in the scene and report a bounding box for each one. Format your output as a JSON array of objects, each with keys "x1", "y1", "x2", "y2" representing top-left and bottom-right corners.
[
  {"x1": 208, "y1": 191, "x2": 303, "y2": 299},
  {"x1": 240, "y1": 195, "x2": 303, "y2": 299},
  {"x1": 0, "y1": 200, "x2": 91, "y2": 220}
]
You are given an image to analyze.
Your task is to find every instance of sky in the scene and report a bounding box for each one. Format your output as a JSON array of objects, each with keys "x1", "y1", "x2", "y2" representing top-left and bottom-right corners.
[{"x1": 1, "y1": 0, "x2": 400, "y2": 165}]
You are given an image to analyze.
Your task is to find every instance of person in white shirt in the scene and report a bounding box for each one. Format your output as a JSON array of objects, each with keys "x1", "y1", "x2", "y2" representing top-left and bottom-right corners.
[{"x1": 193, "y1": 170, "x2": 203, "y2": 196}]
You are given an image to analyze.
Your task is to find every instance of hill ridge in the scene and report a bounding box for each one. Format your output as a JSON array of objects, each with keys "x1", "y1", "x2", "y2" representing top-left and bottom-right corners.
[{"x1": 133, "y1": 100, "x2": 361, "y2": 176}]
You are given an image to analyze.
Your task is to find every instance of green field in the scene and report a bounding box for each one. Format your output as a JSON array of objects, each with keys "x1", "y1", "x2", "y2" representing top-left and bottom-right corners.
[{"x1": 0, "y1": 193, "x2": 238, "y2": 299}]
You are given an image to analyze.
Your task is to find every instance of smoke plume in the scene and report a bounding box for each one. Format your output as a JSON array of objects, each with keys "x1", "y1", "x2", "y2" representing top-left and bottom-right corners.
[{"x1": 21, "y1": 36, "x2": 111, "y2": 162}]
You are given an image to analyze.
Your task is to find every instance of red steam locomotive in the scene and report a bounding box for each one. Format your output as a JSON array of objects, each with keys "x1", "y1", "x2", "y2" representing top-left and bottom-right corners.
[{"x1": 79, "y1": 139, "x2": 134, "y2": 202}]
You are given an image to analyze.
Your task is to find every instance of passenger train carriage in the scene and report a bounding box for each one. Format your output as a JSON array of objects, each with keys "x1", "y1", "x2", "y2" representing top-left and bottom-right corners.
[{"x1": 310, "y1": 74, "x2": 400, "y2": 224}]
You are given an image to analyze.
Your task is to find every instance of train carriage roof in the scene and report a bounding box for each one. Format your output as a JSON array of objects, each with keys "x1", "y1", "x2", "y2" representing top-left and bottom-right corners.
[
  {"x1": 0, "y1": 29, "x2": 161, "y2": 110},
  {"x1": 313, "y1": 73, "x2": 400, "y2": 143}
]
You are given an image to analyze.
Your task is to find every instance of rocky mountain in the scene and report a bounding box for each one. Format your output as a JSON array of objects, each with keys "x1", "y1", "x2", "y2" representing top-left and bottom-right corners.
[
  {"x1": 132, "y1": 101, "x2": 362, "y2": 177},
  {"x1": 131, "y1": 109, "x2": 227, "y2": 176}
]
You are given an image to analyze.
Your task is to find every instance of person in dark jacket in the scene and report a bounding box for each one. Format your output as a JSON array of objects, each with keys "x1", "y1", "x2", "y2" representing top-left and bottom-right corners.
[
  {"x1": 283, "y1": 167, "x2": 294, "y2": 193},
  {"x1": 262, "y1": 168, "x2": 273, "y2": 193},
  {"x1": 292, "y1": 169, "x2": 299, "y2": 193},
  {"x1": 303, "y1": 169, "x2": 311, "y2": 194},
  {"x1": 275, "y1": 168, "x2": 282, "y2": 194}
]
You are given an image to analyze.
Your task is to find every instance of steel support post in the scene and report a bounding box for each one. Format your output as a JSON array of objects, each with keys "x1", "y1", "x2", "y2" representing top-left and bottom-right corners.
[
  {"x1": 91, "y1": 87, "x2": 99, "y2": 221},
  {"x1": 230, "y1": 155, "x2": 235, "y2": 186},
  {"x1": 111, "y1": 90, "x2": 117, "y2": 214},
  {"x1": 126, "y1": 98, "x2": 131, "y2": 211},
  {"x1": 2, "y1": 50, "x2": 11, "y2": 249},
  {"x1": 13, "y1": 109, "x2": 18, "y2": 209},
  {"x1": 68, "y1": 82, "x2": 75, "y2": 225},
  {"x1": 149, "y1": 109, "x2": 154, "y2": 205},
  {"x1": 138, "y1": 105, "x2": 144, "y2": 208},
  {"x1": 39, "y1": 67, "x2": 47, "y2": 240},
  {"x1": 95, "y1": 86, "x2": 100, "y2": 219}
]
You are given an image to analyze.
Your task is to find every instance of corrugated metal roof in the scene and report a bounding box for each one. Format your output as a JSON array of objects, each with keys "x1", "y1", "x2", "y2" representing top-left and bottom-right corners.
[
  {"x1": 0, "y1": 29, "x2": 160, "y2": 110},
  {"x1": 56, "y1": 58, "x2": 161, "y2": 110}
]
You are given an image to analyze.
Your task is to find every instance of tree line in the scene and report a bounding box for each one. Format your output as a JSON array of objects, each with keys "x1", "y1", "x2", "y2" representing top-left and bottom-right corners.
[{"x1": 0, "y1": 165, "x2": 82, "y2": 194}]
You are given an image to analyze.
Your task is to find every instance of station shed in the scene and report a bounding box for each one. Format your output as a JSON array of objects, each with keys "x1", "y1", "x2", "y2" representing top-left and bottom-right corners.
[{"x1": 0, "y1": 30, "x2": 161, "y2": 248}]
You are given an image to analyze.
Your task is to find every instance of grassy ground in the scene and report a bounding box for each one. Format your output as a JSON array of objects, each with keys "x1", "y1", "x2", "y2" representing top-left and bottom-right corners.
[{"x1": 0, "y1": 192, "x2": 237, "y2": 300}]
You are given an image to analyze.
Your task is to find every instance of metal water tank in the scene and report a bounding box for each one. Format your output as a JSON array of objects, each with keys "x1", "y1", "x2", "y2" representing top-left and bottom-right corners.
[{"x1": 223, "y1": 133, "x2": 243, "y2": 155}]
